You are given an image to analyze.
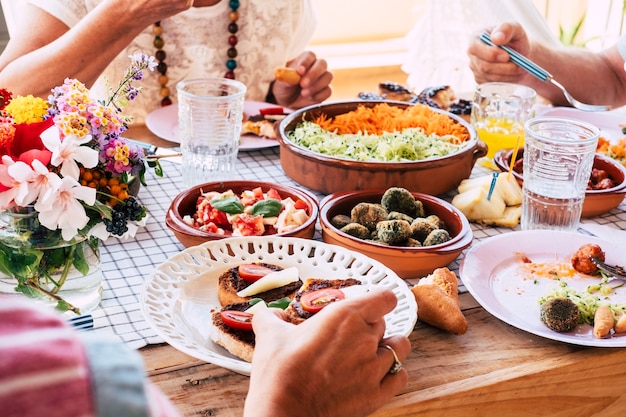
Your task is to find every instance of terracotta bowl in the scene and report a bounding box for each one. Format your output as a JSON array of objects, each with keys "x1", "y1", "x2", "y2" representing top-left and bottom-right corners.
[
  {"x1": 319, "y1": 189, "x2": 473, "y2": 279},
  {"x1": 278, "y1": 100, "x2": 487, "y2": 196},
  {"x1": 494, "y1": 148, "x2": 626, "y2": 218},
  {"x1": 166, "y1": 181, "x2": 319, "y2": 248}
]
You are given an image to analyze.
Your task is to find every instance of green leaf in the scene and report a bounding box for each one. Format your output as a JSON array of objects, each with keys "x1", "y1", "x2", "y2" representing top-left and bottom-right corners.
[
  {"x1": 251, "y1": 199, "x2": 283, "y2": 217},
  {"x1": 210, "y1": 196, "x2": 244, "y2": 214},
  {"x1": 55, "y1": 300, "x2": 72, "y2": 313},
  {"x1": 268, "y1": 297, "x2": 291, "y2": 310},
  {"x1": 15, "y1": 283, "x2": 42, "y2": 299},
  {"x1": 72, "y1": 243, "x2": 90, "y2": 276}
]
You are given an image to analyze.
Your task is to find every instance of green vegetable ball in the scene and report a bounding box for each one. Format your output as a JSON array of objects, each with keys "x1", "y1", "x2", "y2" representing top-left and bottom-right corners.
[
  {"x1": 340, "y1": 223, "x2": 371, "y2": 239},
  {"x1": 330, "y1": 214, "x2": 352, "y2": 229},
  {"x1": 387, "y1": 211, "x2": 414, "y2": 223},
  {"x1": 410, "y1": 218, "x2": 436, "y2": 242},
  {"x1": 381, "y1": 187, "x2": 418, "y2": 217},
  {"x1": 423, "y1": 229, "x2": 451, "y2": 246},
  {"x1": 376, "y1": 219, "x2": 412, "y2": 245},
  {"x1": 351, "y1": 202, "x2": 388, "y2": 231}
]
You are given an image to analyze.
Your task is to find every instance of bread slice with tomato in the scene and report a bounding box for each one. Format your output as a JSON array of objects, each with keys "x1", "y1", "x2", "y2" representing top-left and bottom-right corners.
[
  {"x1": 211, "y1": 275, "x2": 364, "y2": 362},
  {"x1": 284, "y1": 277, "x2": 363, "y2": 324},
  {"x1": 218, "y1": 263, "x2": 303, "y2": 306}
]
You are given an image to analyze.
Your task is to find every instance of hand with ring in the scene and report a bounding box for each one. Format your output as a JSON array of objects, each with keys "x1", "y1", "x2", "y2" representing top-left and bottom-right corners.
[{"x1": 246, "y1": 287, "x2": 411, "y2": 417}]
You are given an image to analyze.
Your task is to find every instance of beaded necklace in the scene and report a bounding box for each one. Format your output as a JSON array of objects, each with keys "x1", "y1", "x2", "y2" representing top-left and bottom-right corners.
[{"x1": 152, "y1": 0, "x2": 241, "y2": 107}]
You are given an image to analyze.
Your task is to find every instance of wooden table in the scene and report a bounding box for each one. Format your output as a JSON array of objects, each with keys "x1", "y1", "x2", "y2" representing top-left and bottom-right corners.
[{"x1": 130, "y1": 124, "x2": 626, "y2": 417}]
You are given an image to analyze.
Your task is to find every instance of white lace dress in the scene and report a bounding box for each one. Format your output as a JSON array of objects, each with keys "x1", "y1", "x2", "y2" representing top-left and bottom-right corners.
[{"x1": 27, "y1": 0, "x2": 317, "y2": 124}]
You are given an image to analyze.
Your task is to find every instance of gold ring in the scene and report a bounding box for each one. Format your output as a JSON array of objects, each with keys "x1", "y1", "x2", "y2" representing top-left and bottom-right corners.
[{"x1": 380, "y1": 344, "x2": 403, "y2": 374}]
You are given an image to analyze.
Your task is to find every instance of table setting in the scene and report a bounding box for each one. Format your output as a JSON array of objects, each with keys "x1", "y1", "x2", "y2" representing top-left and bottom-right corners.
[{"x1": 2, "y1": 61, "x2": 626, "y2": 416}]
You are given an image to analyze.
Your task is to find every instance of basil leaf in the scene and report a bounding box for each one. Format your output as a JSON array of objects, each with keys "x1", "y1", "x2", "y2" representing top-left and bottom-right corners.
[
  {"x1": 251, "y1": 199, "x2": 283, "y2": 217},
  {"x1": 210, "y1": 196, "x2": 244, "y2": 214},
  {"x1": 268, "y1": 297, "x2": 292, "y2": 310}
]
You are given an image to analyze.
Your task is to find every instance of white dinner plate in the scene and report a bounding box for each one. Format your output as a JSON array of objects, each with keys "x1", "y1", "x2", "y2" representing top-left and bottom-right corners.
[
  {"x1": 460, "y1": 230, "x2": 626, "y2": 347},
  {"x1": 140, "y1": 236, "x2": 418, "y2": 375},
  {"x1": 145, "y1": 101, "x2": 285, "y2": 151},
  {"x1": 537, "y1": 107, "x2": 625, "y2": 142}
]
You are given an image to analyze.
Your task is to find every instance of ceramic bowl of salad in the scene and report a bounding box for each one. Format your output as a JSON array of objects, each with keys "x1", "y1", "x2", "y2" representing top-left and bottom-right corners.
[
  {"x1": 166, "y1": 180, "x2": 319, "y2": 248},
  {"x1": 278, "y1": 100, "x2": 486, "y2": 196},
  {"x1": 319, "y1": 187, "x2": 473, "y2": 279},
  {"x1": 494, "y1": 148, "x2": 626, "y2": 218}
]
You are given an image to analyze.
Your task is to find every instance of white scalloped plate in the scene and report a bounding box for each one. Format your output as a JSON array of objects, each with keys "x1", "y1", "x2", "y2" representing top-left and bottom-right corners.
[{"x1": 140, "y1": 236, "x2": 417, "y2": 375}]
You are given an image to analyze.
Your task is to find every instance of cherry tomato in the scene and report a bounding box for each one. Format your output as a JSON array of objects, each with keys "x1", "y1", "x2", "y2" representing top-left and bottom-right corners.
[
  {"x1": 232, "y1": 213, "x2": 265, "y2": 236},
  {"x1": 252, "y1": 187, "x2": 264, "y2": 200},
  {"x1": 259, "y1": 107, "x2": 285, "y2": 116},
  {"x1": 238, "y1": 264, "x2": 275, "y2": 282},
  {"x1": 266, "y1": 188, "x2": 282, "y2": 201},
  {"x1": 293, "y1": 199, "x2": 309, "y2": 212},
  {"x1": 300, "y1": 288, "x2": 346, "y2": 313},
  {"x1": 220, "y1": 310, "x2": 253, "y2": 331}
]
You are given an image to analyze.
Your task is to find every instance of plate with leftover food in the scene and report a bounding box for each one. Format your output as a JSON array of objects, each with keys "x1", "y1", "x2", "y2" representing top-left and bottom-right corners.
[
  {"x1": 145, "y1": 101, "x2": 288, "y2": 150},
  {"x1": 460, "y1": 230, "x2": 626, "y2": 347},
  {"x1": 140, "y1": 236, "x2": 417, "y2": 375}
]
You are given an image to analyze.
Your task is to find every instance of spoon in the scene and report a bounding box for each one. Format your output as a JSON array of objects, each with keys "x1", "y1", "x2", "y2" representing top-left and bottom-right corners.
[{"x1": 479, "y1": 32, "x2": 611, "y2": 112}]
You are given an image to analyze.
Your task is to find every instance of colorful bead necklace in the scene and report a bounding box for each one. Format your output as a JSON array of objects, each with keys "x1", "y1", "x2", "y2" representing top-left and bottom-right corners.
[{"x1": 152, "y1": 0, "x2": 241, "y2": 107}]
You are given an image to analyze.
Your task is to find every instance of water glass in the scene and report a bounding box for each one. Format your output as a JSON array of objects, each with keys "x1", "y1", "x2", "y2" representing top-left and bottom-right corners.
[
  {"x1": 521, "y1": 116, "x2": 599, "y2": 231},
  {"x1": 471, "y1": 82, "x2": 536, "y2": 168},
  {"x1": 177, "y1": 78, "x2": 247, "y2": 188}
]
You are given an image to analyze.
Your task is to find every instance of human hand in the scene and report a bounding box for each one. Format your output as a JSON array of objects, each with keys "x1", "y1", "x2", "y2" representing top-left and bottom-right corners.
[
  {"x1": 270, "y1": 51, "x2": 333, "y2": 109},
  {"x1": 244, "y1": 288, "x2": 410, "y2": 417},
  {"x1": 467, "y1": 22, "x2": 532, "y2": 84}
]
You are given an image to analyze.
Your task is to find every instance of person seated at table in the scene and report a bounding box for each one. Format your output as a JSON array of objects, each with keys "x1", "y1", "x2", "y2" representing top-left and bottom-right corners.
[
  {"x1": 467, "y1": 22, "x2": 626, "y2": 108},
  {"x1": 0, "y1": 288, "x2": 410, "y2": 417},
  {"x1": 0, "y1": 0, "x2": 333, "y2": 125}
]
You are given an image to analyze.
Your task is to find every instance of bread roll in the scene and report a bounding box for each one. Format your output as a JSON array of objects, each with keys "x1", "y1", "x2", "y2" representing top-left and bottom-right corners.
[
  {"x1": 274, "y1": 67, "x2": 301, "y2": 85},
  {"x1": 410, "y1": 267, "x2": 468, "y2": 335}
]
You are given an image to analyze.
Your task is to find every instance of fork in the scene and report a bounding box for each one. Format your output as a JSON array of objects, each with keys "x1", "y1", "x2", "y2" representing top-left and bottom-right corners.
[
  {"x1": 591, "y1": 257, "x2": 626, "y2": 285},
  {"x1": 479, "y1": 32, "x2": 612, "y2": 112}
]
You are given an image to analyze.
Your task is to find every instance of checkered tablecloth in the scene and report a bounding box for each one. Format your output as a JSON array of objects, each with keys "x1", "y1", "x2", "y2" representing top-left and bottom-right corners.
[{"x1": 90, "y1": 147, "x2": 626, "y2": 349}]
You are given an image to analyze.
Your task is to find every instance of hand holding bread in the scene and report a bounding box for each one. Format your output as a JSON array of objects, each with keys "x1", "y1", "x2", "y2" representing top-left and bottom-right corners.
[{"x1": 274, "y1": 67, "x2": 302, "y2": 85}]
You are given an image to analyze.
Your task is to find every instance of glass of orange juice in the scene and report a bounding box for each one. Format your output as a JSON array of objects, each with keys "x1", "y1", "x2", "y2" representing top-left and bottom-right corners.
[{"x1": 471, "y1": 82, "x2": 536, "y2": 169}]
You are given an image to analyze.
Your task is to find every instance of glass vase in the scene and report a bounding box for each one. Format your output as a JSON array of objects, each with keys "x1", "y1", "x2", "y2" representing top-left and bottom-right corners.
[{"x1": 0, "y1": 206, "x2": 103, "y2": 314}]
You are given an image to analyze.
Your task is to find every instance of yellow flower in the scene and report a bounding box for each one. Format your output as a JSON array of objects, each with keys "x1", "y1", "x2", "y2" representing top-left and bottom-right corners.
[{"x1": 4, "y1": 95, "x2": 49, "y2": 124}]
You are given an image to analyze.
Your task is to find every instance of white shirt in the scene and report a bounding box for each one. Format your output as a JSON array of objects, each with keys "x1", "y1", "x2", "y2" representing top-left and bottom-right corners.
[{"x1": 27, "y1": 0, "x2": 317, "y2": 124}]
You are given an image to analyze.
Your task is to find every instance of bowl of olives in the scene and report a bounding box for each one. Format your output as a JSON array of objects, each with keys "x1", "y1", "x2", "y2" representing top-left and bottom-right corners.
[
  {"x1": 494, "y1": 148, "x2": 626, "y2": 218},
  {"x1": 319, "y1": 187, "x2": 473, "y2": 279}
]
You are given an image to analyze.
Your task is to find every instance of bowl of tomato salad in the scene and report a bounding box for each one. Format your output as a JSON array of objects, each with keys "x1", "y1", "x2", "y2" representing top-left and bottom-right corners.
[{"x1": 166, "y1": 181, "x2": 319, "y2": 248}]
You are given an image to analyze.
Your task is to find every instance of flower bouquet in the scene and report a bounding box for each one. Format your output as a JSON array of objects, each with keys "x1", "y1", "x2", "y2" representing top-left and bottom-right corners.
[{"x1": 0, "y1": 53, "x2": 160, "y2": 314}]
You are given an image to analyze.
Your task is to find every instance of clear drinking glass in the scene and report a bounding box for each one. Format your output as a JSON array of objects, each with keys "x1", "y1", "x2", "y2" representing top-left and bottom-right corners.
[
  {"x1": 177, "y1": 78, "x2": 247, "y2": 188},
  {"x1": 471, "y1": 82, "x2": 536, "y2": 169},
  {"x1": 521, "y1": 116, "x2": 600, "y2": 231}
]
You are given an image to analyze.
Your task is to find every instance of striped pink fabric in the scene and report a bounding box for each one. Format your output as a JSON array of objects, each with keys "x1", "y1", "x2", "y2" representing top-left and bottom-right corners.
[
  {"x1": 0, "y1": 297, "x2": 94, "y2": 417},
  {"x1": 0, "y1": 296, "x2": 181, "y2": 417}
]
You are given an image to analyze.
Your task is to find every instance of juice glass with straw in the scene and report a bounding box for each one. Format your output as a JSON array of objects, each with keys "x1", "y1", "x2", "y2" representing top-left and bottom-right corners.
[{"x1": 471, "y1": 82, "x2": 536, "y2": 170}]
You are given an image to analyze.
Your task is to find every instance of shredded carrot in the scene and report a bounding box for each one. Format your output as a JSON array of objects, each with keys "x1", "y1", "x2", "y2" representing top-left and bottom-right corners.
[{"x1": 311, "y1": 103, "x2": 470, "y2": 142}]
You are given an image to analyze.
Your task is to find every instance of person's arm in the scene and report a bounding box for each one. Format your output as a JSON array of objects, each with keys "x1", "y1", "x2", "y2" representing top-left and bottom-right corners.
[
  {"x1": 467, "y1": 22, "x2": 626, "y2": 107},
  {"x1": 245, "y1": 288, "x2": 410, "y2": 417},
  {"x1": 0, "y1": 0, "x2": 193, "y2": 98}
]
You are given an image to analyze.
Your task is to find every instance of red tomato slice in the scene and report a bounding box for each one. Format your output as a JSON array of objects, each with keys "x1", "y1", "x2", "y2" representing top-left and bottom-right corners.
[
  {"x1": 220, "y1": 310, "x2": 253, "y2": 331},
  {"x1": 266, "y1": 188, "x2": 282, "y2": 201},
  {"x1": 238, "y1": 264, "x2": 276, "y2": 282},
  {"x1": 300, "y1": 288, "x2": 346, "y2": 313}
]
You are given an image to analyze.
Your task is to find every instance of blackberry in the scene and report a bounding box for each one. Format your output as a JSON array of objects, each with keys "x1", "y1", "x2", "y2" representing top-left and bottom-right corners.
[
  {"x1": 104, "y1": 210, "x2": 129, "y2": 236},
  {"x1": 120, "y1": 196, "x2": 145, "y2": 221}
]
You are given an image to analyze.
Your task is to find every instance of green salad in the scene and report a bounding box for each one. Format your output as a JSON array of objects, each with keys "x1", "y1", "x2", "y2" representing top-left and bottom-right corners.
[{"x1": 287, "y1": 121, "x2": 469, "y2": 162}]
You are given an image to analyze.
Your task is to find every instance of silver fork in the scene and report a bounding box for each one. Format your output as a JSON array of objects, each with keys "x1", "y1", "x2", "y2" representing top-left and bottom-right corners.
[
  {"x1": 479, "y1": 32, "x2": 612, "y2": 112},
  {"x1": 591, "y1": 257, "x2": 626, "y2": 288}
]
